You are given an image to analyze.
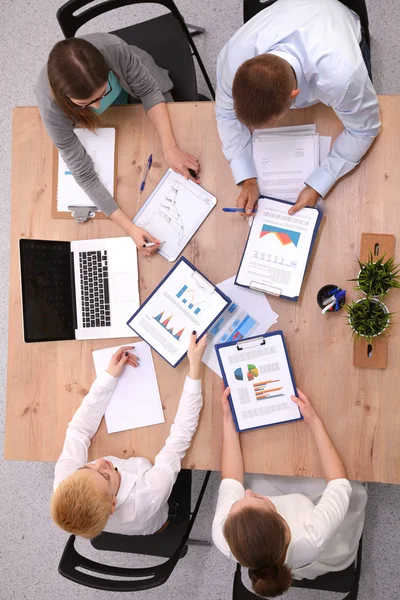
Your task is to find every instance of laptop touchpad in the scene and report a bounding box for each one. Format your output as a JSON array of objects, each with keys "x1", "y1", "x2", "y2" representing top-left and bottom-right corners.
[{"x1": 113, "y1": 273, "x2": 138, "y2": 302}]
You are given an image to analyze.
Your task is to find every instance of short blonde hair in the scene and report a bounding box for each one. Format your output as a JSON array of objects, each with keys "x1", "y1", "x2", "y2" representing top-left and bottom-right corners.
[{"x1": 50, "y1": 470, "x2": 112, "y2": 539}]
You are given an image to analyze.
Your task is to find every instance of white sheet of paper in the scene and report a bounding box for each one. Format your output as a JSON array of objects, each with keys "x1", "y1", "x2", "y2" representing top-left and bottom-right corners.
[
  {"x1": 217, "y1": 333, "x2": 300, "y2": 431},
  {"x1": 57, "y1": 128, "x2": 115, "y2": 212},
  {"x1": 202, "y1": 277, "x2": 278, "y2": 377},
  {"x1": 253, "y1": 132, "x2": 319, "y2": 201},
  {"x1": 127, "y1": 260, "x2": 229, "y2": 366},
  {"x1": 237, "y1": 197, "x2": 319, "y2": 300},
  {"x1": 133, "y1": 169, "x2": 216, "y2": 262},
  {"x1": 92, "y1": 342, "x2": 164, "y2": 434}
]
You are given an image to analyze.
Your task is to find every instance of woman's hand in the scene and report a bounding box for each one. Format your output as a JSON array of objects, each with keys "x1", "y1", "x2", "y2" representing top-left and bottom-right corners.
[
  {"x1": 130, "y1": 225, "x2": 161, "y2": 257},
  {"x1": 221, "y1": 386, "x2": 233, "y2": 420},
  {"x1": 187, "y1": 331, "x2": 207, "y2": 379},
  {"x1": 107, "y1": 346, "x2": 139, "y2": 378},
  {"x1": 163, "y1": 143, "x2": 200, "y2": 183},
  {"x1": 291, "y1": 388, "x2": 320, "y2": 426}
]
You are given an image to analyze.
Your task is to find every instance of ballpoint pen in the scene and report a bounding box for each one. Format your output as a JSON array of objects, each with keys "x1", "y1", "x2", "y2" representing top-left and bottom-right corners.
[
  {"x1": 140, "y1": 154, "x2": 153, "y2": 192},
  {"x1": 222, "y1": 207, "x2": 258, "y2": 213}
]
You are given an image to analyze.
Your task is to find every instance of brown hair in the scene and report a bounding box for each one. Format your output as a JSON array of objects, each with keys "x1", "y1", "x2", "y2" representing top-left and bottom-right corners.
[
  {"x1": 47, "y1": 38, "x2": 110, "y2": 131},
  {"x1": 224, "y1": 506, "x2": 292, "y2": 598},
  {"x1": 50, "y1": 470, "x2": 112, "y2": 539},
  {"x1": 232, "y1": 54, "x2": 294, "y2": 128}
]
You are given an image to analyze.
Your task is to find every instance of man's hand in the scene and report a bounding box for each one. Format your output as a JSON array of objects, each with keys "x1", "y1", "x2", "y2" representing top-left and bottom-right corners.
[
  {"x1": 130, "y1": 225, "x2": 161, "y2": 257},
  {"x1": 163, "y1": 143, "x2": 200, "y2": 183},
  {"x1": 237, "y1": 178, "x2": 259, "y2": 216},
  {"x1": 107, "y1": 346, "x2": 139, "y2": 378},
  {"x1": 288, "y1": 185, "x2": 320, "y2": 215}
]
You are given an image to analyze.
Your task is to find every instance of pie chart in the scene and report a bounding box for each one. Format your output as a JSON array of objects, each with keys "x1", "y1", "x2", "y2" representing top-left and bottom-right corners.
[{"x1": 247, "y1": 364, "x2": 259, "y2": 381}]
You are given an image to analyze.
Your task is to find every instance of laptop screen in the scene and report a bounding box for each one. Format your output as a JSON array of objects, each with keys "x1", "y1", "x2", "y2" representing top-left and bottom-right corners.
[{"x1": 19, "y1": 239, "x2": 76, "y2": 342}]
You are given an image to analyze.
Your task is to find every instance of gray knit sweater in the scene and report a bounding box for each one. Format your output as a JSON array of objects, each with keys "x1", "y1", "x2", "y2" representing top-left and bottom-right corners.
[{"x1": 34, "y1": 33, "x2": 173, "y2": 216}]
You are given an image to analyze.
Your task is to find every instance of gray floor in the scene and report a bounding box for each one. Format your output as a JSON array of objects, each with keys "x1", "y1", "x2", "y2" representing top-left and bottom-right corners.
[{"x1": 1, "y1": 1, "x2": 400, "y2": 599}]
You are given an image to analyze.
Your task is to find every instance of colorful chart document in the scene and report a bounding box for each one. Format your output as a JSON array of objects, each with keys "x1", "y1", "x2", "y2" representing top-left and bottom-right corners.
[
  {"x1": 216, "y1": 331, "x2": 301, "y2": 432},
  {"x1": 127, "y1": 257, "x2": 231, "y2": 367},
  {"x1": 133, "y1": 169, "x2": 217, "y2": 262},
  {"x1": 202, "y1": 276, "x2": 279, "y2": 376},
  {"x1": 236, "y1": 197, "x2": 321, "y2": 301}
]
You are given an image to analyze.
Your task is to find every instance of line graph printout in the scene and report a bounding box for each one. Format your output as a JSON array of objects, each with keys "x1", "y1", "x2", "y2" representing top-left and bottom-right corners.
[
  {"x1": 236, "y1": 197, "x2": 319, "y2": 300},
  {"x1": 133, "y1": 169, "x2": 217, "y2": 262},
  {"x1": 127, "y1": 259, "x2": 229, "y2": 366}
]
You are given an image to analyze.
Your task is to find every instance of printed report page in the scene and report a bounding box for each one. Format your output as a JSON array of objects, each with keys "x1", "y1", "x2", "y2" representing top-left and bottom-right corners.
[
  {"x1": 217, "y1": 333, "x2": 300, "y2": 431},
  {"x1": 236, "y1": 197, "x2": 319, "y2": 299}
]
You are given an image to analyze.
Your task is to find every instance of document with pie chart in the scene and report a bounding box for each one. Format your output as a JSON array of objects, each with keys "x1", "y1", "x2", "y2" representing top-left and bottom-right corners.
[
  {"x1": 215, "y1": 331, "x2": 301, "y2": 432},
  {"x1": 235, "y1": 196, "x2": 321, "y2": 301}
]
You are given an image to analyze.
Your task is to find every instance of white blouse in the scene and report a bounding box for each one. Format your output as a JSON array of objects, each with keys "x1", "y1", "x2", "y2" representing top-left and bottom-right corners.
[
  {"x1": 212, "y1": 473, "x2": 367, "y2": 580},
  {"x1": 54, "y1": 372, "x2": 203, "y2": 536}
]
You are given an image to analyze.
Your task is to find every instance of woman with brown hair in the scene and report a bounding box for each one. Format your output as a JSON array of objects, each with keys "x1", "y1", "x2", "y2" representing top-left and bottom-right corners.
[
  {"x1": 35, "y1": 33, "x2": 200, "y2": 256},
  {"x1": 212, "y1": 387, "x2": 367, "y2": 598}
]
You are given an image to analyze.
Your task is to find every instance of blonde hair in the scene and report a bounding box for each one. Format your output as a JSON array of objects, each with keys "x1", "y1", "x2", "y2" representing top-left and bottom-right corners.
[{"x1": 50, "y1": 470, "x2": 112, "y2": 539}]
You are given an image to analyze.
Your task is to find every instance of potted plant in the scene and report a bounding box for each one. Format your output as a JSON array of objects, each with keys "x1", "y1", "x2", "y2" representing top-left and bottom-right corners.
[
  {"x1": 352, "y1": 253, "x2": 400, "y2": 298},
  {"x1": 346, "y1": 297, "x2": 391, "y2": 342}
]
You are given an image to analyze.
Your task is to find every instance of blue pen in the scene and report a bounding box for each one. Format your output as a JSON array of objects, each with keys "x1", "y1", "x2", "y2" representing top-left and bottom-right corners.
[
  {"x1": 222, "y1": 207, "x2": 258, "y2": 213},
  {"x1": 140, "y1": 154, "x2": 153, "y2": 192}
]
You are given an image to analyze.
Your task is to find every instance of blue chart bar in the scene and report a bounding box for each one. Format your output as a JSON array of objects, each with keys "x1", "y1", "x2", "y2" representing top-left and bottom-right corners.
[
  {"x1": 189, "y1": 303, "x2": 194, "y2": 309},
  {"x1": 210, "y1": 317, "x2": 224, "y2": 337},
  {"x1": 194, "y1": 307, "x2": 201, "y2": 315},
  {"x1": 228, "y1": 303, "x2": 238, "y2": 314},
  {"x1": 227, "y1": 314, "x2": 257, "y2": 342},
  {"x1": 177, "y1": 285, "x2": 188, "y2": 299},
  {"x1": 182, "y1": 298, "x2": 187, "y2": 304}
]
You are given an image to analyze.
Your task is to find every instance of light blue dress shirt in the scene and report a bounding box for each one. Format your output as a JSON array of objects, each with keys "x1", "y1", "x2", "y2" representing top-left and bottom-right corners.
[{"x1": 215, "y1": 0, "x2": 381, "y2": 197}]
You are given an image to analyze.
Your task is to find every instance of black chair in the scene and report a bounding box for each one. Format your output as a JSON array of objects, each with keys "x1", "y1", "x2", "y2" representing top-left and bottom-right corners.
[
  {"x1": 243, "y1": 0, "x2": 370, "y2": 47},
  {"x1": 58, "y1": 469, "x2": 211, "y2": 591},
  {"x1": 233, "y1": 537, "x2": 363, "y2": 600},
  {"x1": 56, "y1": 0, "x2": 215, "y2": 101}
]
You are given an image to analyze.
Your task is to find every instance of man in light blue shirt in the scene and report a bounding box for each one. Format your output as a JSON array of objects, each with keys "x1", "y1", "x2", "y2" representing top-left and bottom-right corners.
[{"x1": 215, "y1": 0, "x2": 380, "y2": 216}]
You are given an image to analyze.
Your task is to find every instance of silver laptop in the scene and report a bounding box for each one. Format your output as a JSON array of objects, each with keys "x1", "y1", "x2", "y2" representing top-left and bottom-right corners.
[{"x1": 19, "y1": 237, "x2": 139, "y2": 342}]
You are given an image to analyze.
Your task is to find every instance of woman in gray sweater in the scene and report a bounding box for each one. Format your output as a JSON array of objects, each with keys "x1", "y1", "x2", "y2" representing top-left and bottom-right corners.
[{"x1": 35, "y1": 33, "x2": 200, "y2": 256}]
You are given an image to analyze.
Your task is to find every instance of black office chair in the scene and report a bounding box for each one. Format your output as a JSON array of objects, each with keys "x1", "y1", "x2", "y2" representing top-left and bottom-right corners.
[
  {"x1": 243, "y1": 0, "x2": 370, "y2": 47},
  {"x1": 56, "y1": 0, "x2": 215, "y2": 101},
  {"x1": 233, "y1": 537, "x2": 363, "y2": 600},
  {"x1": 58, "y1": 469, "x2": 211, "y2": 591}
]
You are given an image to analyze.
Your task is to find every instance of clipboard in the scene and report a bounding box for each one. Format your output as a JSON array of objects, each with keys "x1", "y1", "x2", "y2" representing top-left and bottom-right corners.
[
  {"x1": 51, "y1": 127, "x2": 118, "y2": 221},
  {"x1": 215, "y1": 331, "x2": 301, "y2": 433},
  {"x1": 126, "y1": 257, "x2": 231, "y2": 367},
  {"x1": 133, "y1": 169, "x2": 217, "y2": 262},
  {"x1": 235, "y1": 196, "x2": 322, "y2": 301}
]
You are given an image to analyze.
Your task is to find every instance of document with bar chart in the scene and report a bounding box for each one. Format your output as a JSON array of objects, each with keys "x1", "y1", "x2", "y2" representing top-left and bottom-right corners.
[
  {"x1": 126, "y1": 257, "x2": 231, "y2": 367},
  {"x1": 236, "y1": 196, "x2": 321, "y2": 301},
  {"x1": 215, "y1": 331, "x2": 301, "y2": 432}
]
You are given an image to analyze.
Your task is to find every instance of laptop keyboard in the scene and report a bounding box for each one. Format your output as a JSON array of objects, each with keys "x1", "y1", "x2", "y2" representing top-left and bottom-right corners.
[{"x1": 79, "y1": 250, "x2": 111, "y2": 328}]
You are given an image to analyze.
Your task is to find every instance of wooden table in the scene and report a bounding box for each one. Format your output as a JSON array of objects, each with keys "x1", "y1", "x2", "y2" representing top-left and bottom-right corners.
[{"x1": 5, "y1": 100, "x2": 400, "y2": 483}]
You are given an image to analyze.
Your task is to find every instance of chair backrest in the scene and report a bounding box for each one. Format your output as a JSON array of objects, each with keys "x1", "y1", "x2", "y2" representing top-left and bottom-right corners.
[
  {"x1": 243, "y1": 0, "x2": 370, "y2": 46},
  {"x1": 58, "y1": 470, "x2": 210, "y2": 591},
  {"x1": 56, "y1": 0, "x2": 215, "y2": 100}
]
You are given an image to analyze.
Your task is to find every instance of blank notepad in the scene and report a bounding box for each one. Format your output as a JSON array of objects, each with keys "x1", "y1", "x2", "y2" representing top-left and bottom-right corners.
[
  {"x1": 57, "y1": 127, "x2": 115, "y2": 212},
  {"x1": 92, "y1": 342, "x2": 164, "y2": 434}
]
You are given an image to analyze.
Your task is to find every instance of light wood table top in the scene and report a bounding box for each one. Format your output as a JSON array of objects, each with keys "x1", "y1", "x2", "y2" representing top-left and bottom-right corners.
[{"x1": 5, "y1": 99, "x2": 400, "y2": 483}]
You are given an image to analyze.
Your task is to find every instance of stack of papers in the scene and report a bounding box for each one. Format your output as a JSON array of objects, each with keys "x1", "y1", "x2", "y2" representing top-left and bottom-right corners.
[
  {"x1": 252, "y1": 125, "x2": 331, "y2": 202},
  {"x1": 57, "y1": 127, "x2": 115, "y2": 212}
]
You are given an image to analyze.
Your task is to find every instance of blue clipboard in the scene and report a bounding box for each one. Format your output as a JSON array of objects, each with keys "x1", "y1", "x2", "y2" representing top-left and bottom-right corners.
[
  {"x1": 126, "y1": 256, "x2": 231, "y2": 368},
  {"x1": 235, "y1": 196, "x2": 322, "y2": 302},
  {"x1": 215, "y1": 330, "x2": 302, "y2": 433}
]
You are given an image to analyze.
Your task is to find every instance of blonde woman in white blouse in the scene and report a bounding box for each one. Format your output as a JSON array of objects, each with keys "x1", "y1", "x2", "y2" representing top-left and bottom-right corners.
[{"x1": 212, "y1": 387, "x2": 367, "y2": 598}]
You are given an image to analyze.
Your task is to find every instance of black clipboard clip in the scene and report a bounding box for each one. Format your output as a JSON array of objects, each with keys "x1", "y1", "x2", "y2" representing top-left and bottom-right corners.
[
  {"x1": 249, "y1": 281, "x2": 282, "y2": 296},
  {"x1": 236, "y1": 336, "x2": 266, "y2": 351}
]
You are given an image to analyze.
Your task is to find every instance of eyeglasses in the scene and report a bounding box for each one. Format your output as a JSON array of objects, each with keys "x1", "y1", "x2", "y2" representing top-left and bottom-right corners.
[{"x1": 67, "y1": 77, "x2": 113, "y2": 110}]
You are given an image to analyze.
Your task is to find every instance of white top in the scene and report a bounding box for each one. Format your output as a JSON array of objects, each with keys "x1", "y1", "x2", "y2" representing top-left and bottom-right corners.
[
  {"x1": 215, "y1": 0, "x2": 381, "y2": 197},
  {"x1": 54, "y1": 371, "x2": 203, "y2": 535},
  {"x1": 212, "y1": 474, "x2": 367, "y2": 579}
]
